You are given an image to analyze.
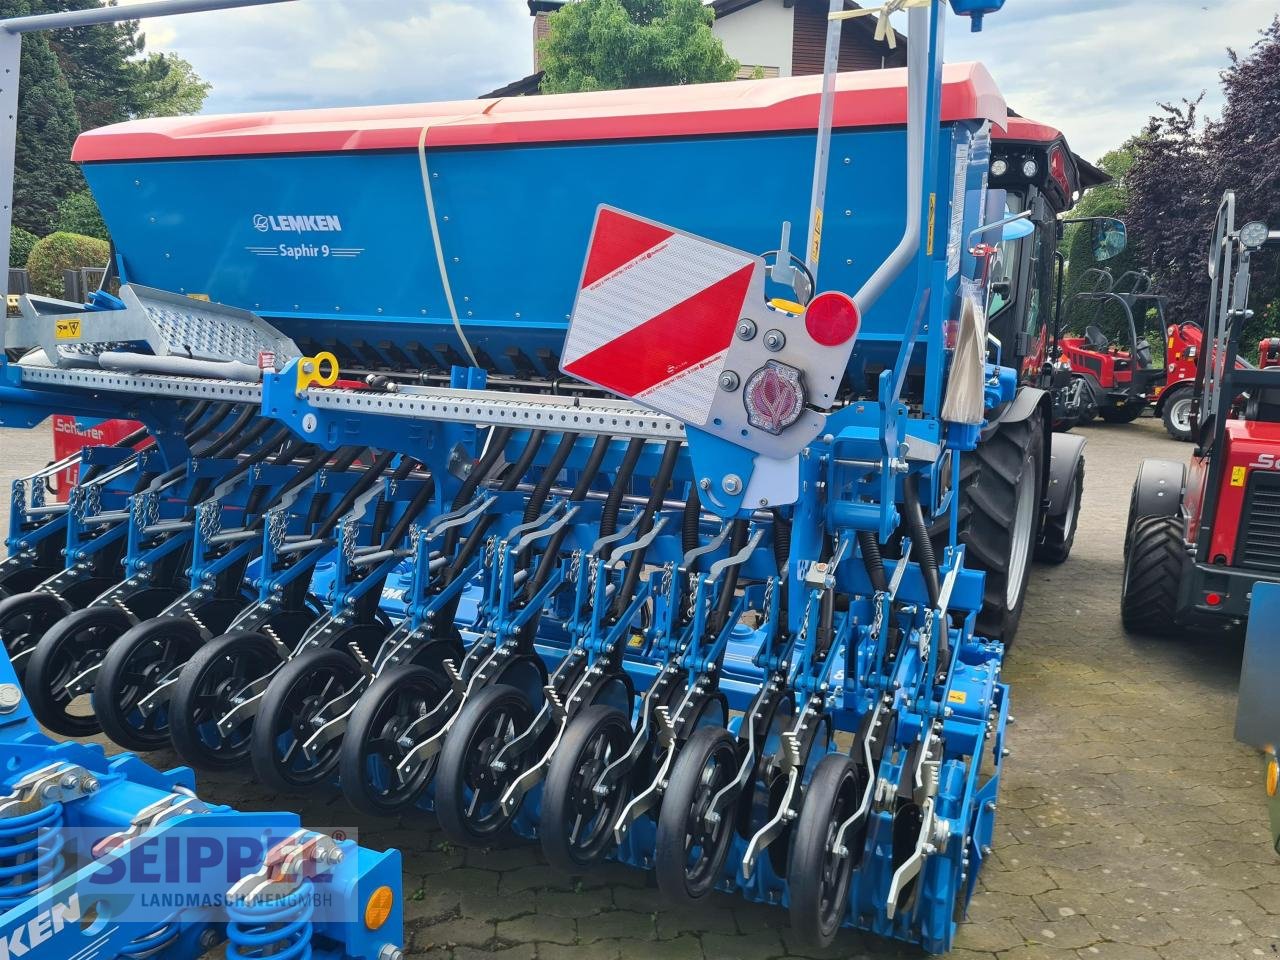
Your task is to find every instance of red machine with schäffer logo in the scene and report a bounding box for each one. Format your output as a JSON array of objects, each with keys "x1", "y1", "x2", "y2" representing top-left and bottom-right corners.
[
  {"x1": 1121, "y1": 195, "x2": 1280, "y2": 634},
  {"x1": 49, "y1": 415, "x2": 144, "y2": 501}
]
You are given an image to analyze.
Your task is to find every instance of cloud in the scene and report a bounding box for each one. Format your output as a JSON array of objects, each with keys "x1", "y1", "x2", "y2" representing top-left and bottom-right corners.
[
  {"x1": 114, "y1": 0, "x2": 1276, "y2": 164},
  {"x1": 945, "y1": 0, "x2": 1278, "y2": 161},
  {"x1": 120, "y1": 0, "x2": 533, "y2": 113}
]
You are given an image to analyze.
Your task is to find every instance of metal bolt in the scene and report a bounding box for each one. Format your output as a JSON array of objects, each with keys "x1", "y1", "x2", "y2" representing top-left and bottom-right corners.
[
  {"x1": 718, "y1": 371, "x2": 740, "y2": 392},
  {"x1": 737, "y1": 319, "x2": 757, "y2": 340},
  {"x1": 985, "y1": 801, "x2": 997, "y2": 812},
  {"x1": 82, "y1": 777, "x2": 99, "y2": 793},
  {"x1": 0, "y1": 684, "x2": 21, "y2": 714},
  {"x1": 60, "y1": 773, "x2": 79, "y2": 790},
  {"x1": 722, "y1": 474, "x2": 742, "y2": 495},
  {"x1": 699, "y1": 478, "x2": 712, "y2": 491},
  {"x1": 379, "y1": 947, "x2": 404, "y2": 960},
  {"x1": 981, "y1": 845, "x2": 993, "y2": 856},
  {"x1": 763, "y1": 329, "x2": 786, "y2": 352},
  {"x1": 326, "y1": 846, "x2": 345, "y2": 865}
]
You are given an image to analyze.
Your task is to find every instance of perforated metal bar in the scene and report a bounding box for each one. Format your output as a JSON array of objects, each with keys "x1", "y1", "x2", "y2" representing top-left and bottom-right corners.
[{"x1": 19, "y1": 363, "x2": 263, "y2": 403}]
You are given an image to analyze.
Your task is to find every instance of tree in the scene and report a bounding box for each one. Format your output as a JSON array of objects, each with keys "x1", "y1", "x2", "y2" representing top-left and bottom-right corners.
[
  {"x1": 9, "y1": 23, "x2": 83, "y2": 235},
  {"x1": 128, "y1": 52, "x2": 210, "y2": 118},
  {"x1": 56, "y1": 190, "x2": 107, "y2": 240},
  {"x1": 1123, "y1": 16, "x2": 1280, "y2": 343},
  {"x1": 540, "y1": 0, "x2": 739, "y2": 94}
]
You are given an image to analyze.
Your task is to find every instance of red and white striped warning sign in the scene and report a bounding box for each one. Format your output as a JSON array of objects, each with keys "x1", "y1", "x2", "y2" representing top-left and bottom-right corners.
[{"x1": 563, "y1": 207, "x2": 758, "y2": 426}]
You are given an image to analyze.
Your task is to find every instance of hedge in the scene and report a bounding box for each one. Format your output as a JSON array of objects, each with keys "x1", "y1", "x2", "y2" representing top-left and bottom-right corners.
[
  {"x1": 9, "y1": 226, "x2": 38, "y2": 269},
  {"x1": 25, "y1": 231, "x2": 110, "y2": 298}
]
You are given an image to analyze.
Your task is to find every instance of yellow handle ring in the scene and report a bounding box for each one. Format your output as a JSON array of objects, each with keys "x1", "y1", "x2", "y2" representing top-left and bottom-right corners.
[{"x1": 296, "y1": 352, "x2": 340, "y2": 393}]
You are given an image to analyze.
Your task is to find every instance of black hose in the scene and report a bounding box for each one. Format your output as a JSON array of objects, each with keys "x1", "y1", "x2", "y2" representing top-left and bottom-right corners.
[
  {"x1": 611, "y1": 439, "x2": 681, "y2": 621},
  {"x1": 440, "y1": 427, "x2": 514, "y2": 556},
  {"x1": 682, "y1": 486, "x2": 702, "y2": 556},
  {"x1": 525, "y1": 434, "x2": 612, "y2": 601},
  {"x1": 522, "y1": 432, "x2": 579, "y2": 524},
  {"x1": 857, "y1": 530, "x2": 889, "y2": 593},
  {"x1": 199, "y1": 405, "x2": 258, "y2": 459},
  {"x1": 599, "y1": 438, "x2": 645, "y2": 540},
  {"x1": 710, "y1": 519, "x2": 749, "y2": 635},
  {"x1": 771, "y1": 510, "x2": 791, "y2": 630},
  {"x1": 183, "y1": 401, "x2": 235, "y2": 451},
  {"x1": 314, "y1": 449, "x2": 398, "y2": 538},
  {"x1": 903, "y1": 474, "x2": 941, "y2": 609},
  {"x1": 380, "y1": 470, "x2": 437, "y2": 549}
]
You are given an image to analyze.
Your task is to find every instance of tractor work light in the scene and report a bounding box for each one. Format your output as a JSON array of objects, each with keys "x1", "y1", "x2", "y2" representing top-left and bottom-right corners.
[
  {"x1": 991, "y1": 158, "x2": 1009, "y2": 177},
  {"x1": 1241, "y1": 221, "x2": 1270, "y2": 249},
  {"x1": 1021, "y1": 159, "x2": 1038, "y2": 178}
]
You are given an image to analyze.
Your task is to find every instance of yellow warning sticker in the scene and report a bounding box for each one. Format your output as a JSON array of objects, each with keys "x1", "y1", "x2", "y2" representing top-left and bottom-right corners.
[
  {"x1": 809, "y1": 209, "x2": 823, "y2": 266},
  {"x1": 627, "y1": 634, "x2": 645, "y2": 649},
  {"x1": 947, "y1": 690, "x2": 967, "y2": 705},
  {"x1": 1231, "y1": 465, "x2": 1247, "y2": 487},
  {"x1": 188, "y1": 293, "x2": 210, "y2": 302},
  {"x1": 926, "y1": 193, "x2": 937, "y2": 257},
  {"x1": 54, "y1": 318, "x2": 82, "y2": 341}
]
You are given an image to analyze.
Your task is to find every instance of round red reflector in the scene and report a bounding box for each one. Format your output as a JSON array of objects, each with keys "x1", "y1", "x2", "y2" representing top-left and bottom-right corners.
[
  {"x1": 804, "y1": 291, "x2": 860, "y2": 348},
  {"x1": 1205, "y1": 592, "x2": 1223, "y2": 607}
]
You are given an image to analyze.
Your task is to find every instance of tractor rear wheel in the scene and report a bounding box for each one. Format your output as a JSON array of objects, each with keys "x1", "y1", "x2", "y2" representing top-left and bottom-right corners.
[
  {"x1": 1121, "y1": 515, "x2": 1185, "y2": 636},
  {"x1": 958, "y1": 408, "x2": 1044, "y2": 644},
  {"x1": 1161, "y1": 385, "x2": 1194, "y2": 442},
  {"x1": 1101, "y1": 402, "x2": 1145, "y2": 424}
]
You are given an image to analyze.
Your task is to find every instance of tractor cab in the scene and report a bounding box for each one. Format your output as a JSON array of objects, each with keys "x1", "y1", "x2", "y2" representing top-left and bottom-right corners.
[
  {"x1": 1123, "y1": 192, "x2": 1280, "y2": 634},
  {"x1": 989, "y1": 117, "x2": 1108, "y2": 415},
  {"x1": 1060, "y1": 267, "x2": 1168, "y2": 424}
]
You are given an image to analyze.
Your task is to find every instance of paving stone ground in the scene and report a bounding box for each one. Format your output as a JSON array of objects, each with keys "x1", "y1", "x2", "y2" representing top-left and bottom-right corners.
[{"x1": 0, "y1": 416, "x2": 1275, "y2": 959}]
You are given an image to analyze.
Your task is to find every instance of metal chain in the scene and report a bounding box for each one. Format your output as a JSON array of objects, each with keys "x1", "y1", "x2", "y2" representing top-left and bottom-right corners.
[
  {"x1": 198, "y1": 499, "x2": 222, "y2": 542},
  {"x1": 268, "y1": 508, "x2": 287, "y2": 552}
]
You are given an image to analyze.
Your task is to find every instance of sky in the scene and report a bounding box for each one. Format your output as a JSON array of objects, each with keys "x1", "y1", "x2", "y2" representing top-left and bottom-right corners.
[{"x1": 120, "y1": 0, "x2": 1279, "y2": 163}]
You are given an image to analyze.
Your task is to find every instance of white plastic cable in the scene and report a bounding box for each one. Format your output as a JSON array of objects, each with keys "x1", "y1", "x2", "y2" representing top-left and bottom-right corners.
[{"x1": 418, "y1": 121, "x2": 481, "y2": 368}]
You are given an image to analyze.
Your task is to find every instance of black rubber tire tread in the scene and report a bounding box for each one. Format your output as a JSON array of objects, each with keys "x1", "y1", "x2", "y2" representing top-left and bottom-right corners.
[
  {"x1": 250, "y1": 647, "x2": 361, "y2": 792},
  {"x1": 1035, "y1": 457, "x2": 1084, "y2": 565},
  {"x1": 1121, "y1": 514, "x2": 1185, "y2": 637},
  {"x1": 26, "y1": 605, "x2": 133, "y2": 736},
  {"x1": 654, "y1": 724, "x2": 739, "y2": 905},
  {"x1": 1161, "y1": 385, "x2": 1195, "y2": 442},
  {"x1": 540, "y1": 704, "x2": 632, "y2": 873},
  {"x1": 168, "y1": 632, "x2": 280, "y2": 771},
  {"x1": 0, "y1": 592, "x2": 72, "y2": 684},
  {"x1": 957, "y1": 407, "x2": 1044, "y2": 644},
  {"x1": 93, "y1": 616, "x2": 204, "y2": 752},
  {"x1": 787, "y1": 752, "x2": 860, "y2": 949},
  {"x1": 1100, "y1": 402, "x2": 1146, "y2": 423},
  {"x1": 435, "y1": 683, "x2": 534, "y2": 846},
  {"x1": 338, "y1": 663, "x2": 448, "y2": 817}
]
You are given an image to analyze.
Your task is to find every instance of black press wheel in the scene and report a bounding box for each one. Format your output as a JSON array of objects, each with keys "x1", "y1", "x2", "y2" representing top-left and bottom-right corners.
[
  {"x1": 250, "y1": 647, "x2": 362, "y2": 792},
  {"x1": 0, "y1": 592, "x2": 71, "y2": 685},
  {"x1": 339, "y1": 663, "x2": 448, "y2": 817},
  {"x1": 540, "y1": 704, "x2": 633, "y2": 873},
  {"x1": 654, "y1": 724, "x2": 740, "y2": 905},
  {"x1": 168, "y1": 632, "x2": 282, "y2": 771},
  {"x1": 1161, "y1": 385, "x2": 1195, "y2": 442},
  {"x1": 435, "y1": 683, "x2": 534, "y2": 846},
  {"x1": 958, "y1": 407, "x2": 1044, "y2": 644},
  {"x1": 1121, "y1": 514, "x2": 1185, "y2": 637},
  {"x1": 1034, "y1": 456, "x2": 1084, "y2": 565},
  {"x1": 93, "y1": 616, "x2": 204, "y2": 752},
  {"x1": 26, "y1": 605, "x2": 133, "y2": 736},
  {"x1": 787, "y1": 752, "x2": 865, "y2": 949}
]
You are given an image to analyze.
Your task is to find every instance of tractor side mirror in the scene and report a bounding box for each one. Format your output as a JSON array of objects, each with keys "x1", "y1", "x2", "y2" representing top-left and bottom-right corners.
[{"x1": 1092, "y1": 218, "x2": 1128, "y2": 261}]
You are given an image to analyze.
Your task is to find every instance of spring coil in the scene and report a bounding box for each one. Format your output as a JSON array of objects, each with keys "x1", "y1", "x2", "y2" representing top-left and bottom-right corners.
[
  {"x1": 226, "y1": 883, "x2": 316, "y2": 960},
  {"x1": 0, "y1": 802, "x2": 65, "y2": 910},
  {"x1": 119, "y1": 918, "x2": 181, "y2": 959}
]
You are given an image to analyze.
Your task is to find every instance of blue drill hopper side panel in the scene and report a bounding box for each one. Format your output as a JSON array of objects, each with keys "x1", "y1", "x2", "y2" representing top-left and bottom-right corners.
[{"x1": 81, "y1": 123, "x2": 974, "y2": 374}]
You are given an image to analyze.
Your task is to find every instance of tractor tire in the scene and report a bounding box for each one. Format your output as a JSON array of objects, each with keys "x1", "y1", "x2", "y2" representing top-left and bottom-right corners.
[
  {"x1": 1121, "y1": 515, "x2": 1185, "y2": 637},
  {"x1": 1100, "y1": 402, "x2": 1145, "y2": 424},
  {"x1": 1161, "y1": 385, "x2": 1195, "y2": 442},
  {"x1": 958, "y1": 407, "x2": 1045, "y2": 644},
  {"x1": 1034, "y1": 456, "x2": 1083, "y2": 565}
]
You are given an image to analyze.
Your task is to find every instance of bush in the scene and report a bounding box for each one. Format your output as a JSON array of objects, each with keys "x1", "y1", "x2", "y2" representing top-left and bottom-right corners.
[
  {"x1": 25, "y1": 232, "x2": 110, "y2": 298},
  {"x1": 9, "y1": 226, "x2": 38, "y2": 269},
  {"x1": 55, "y1": 191, "x2": 108, "y2": 241}
]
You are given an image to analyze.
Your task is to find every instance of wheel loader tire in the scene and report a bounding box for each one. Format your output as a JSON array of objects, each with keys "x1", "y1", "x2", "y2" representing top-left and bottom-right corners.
[
  {"x1": 1034, "y1": 456, "x2": 1083, "y2": 565},
  {"x1": 1160, "y1": 385, "x2": 1194, "y2": 442},
  {"x1": 958, "y1": 407, "x2": 1044, "y2": 645},
  {"x1": 1100, "y1": 402, "x2": 1145, "y2": 424},
  {"x1": 1121, "y1": 515, "x2": 1184, "y2": 637}
]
